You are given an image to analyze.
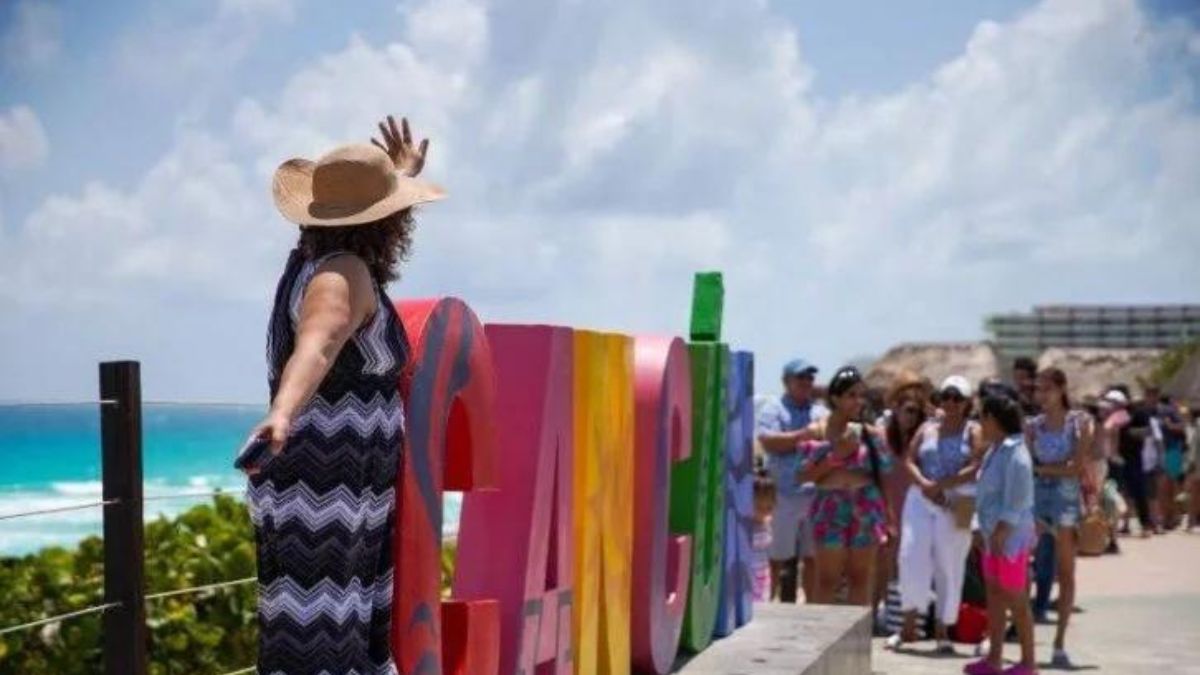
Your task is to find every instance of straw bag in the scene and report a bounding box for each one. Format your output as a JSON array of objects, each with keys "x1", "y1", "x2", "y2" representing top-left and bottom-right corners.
[
  {"x1": 1078, "y1": 510, "x2": 1110, "y2": 556},
  {"x1": 950, "y1": 495, "x2": 976, "y2": 530}
]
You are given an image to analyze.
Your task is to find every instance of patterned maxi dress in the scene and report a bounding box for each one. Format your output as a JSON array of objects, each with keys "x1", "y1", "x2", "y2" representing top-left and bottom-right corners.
[{"x1": 248, "y1": 250, "x2": 408, "y2": 675}]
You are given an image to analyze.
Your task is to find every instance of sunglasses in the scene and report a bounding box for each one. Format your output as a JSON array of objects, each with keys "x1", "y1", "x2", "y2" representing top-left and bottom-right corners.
[
  {"x1": 899, "y1": 405, "x2": 921, "y2": 415},
  {"x1": 941, "y1": 392, "x2": 967, "y2": 403}
]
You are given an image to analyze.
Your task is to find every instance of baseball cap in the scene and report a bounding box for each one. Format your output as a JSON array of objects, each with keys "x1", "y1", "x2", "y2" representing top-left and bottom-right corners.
[
  {"x1": 939, "y1": 375, "x2": 972, "y2": 399},
  {"x1": 782, "y1": 358, "x2": 818, "y2": 379},
  {"x1": 1102, "y1": 389, "x2": 1129, "y2": 406}
]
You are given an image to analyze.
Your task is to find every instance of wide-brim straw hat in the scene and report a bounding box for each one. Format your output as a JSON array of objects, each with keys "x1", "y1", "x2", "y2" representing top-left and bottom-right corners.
[
  {"x1": 272, "y1": 143, "x2": 445, "y2": 227},
  {"x1": 886, "y1": 369, "x2": 933, "y2": 407}
]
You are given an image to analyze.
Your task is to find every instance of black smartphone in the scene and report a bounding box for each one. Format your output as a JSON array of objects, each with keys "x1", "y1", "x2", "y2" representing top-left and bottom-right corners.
[{"x1": 234, "y1": 435, "x2": 274, "y2": 472}]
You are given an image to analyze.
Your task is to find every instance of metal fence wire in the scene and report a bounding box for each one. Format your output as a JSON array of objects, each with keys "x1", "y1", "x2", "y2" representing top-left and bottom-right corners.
[
  {"x1": 0, "y1": 602, "x2": 123, "y2": 637},
  {"x1": 0, "y1": 363, "x2": 265, "y2": 675}
]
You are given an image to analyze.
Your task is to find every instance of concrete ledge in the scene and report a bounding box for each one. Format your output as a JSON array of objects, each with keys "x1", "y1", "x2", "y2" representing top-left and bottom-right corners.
[{"x1": 673, "y1": 603, "x2": 871, "y2": 675}]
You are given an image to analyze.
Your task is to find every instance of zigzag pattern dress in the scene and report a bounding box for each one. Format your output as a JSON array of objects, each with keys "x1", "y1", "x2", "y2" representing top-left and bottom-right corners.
[{"x1": 248, "y1": 249, "x2": 408, "y2": 675}]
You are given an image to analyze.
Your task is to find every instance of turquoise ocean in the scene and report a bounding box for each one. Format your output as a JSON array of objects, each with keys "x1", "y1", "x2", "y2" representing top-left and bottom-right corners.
[{"x1": 0, "y1": 404, "x2": 461, "y2": 556}]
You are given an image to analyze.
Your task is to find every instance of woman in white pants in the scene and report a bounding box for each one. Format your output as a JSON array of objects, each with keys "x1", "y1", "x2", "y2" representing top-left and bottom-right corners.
[{"x1": 887, "y1": 375, "x2": 983, "y2": 653}]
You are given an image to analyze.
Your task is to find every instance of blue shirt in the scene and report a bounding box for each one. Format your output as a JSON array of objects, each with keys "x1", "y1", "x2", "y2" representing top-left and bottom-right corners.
[
  {"x1": 1029, "y1": 412, "x2": 1082, "y2": 489},
  {"x1": 977, "y1": 434, "x2": 1036, "y2": 557},
  {"x1": 916, "y1": 421, "x2": 974, "y2": 482},
  {"x1": 757, "y1": 395, "x2": 829, "y2": 497}
]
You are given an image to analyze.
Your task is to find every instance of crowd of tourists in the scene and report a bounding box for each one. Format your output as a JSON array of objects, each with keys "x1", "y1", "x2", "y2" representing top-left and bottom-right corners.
[{"x1": 752, "y1": 356, "x2": 1200, "y2": 675}]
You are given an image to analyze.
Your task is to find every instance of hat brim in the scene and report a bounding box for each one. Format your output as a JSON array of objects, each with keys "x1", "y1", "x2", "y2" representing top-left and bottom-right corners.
[
  {"x1": 784, "y1": 367, "x2": 818, "y2": 379},
  {"x1": 272, "y1": 158, "x2": 446, "y2": 227}
]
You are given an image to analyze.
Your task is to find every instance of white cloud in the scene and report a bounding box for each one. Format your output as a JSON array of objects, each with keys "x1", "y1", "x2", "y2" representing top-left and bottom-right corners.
[
  {"x1": 0, "y1": 131, "x2": 289, "y2": 307},
  {"x1": 2, "y1": 0, "x2": 1199, "y2": 400},
  {"x1": 114, "y1": 0, "x2": 295, "y2": 98},
  {"x1": 0, "y1": 105, "x2": 49, "y2": 172},
  {"x1": 1, "y1": 0, "x2": 61, "y2": 70}
]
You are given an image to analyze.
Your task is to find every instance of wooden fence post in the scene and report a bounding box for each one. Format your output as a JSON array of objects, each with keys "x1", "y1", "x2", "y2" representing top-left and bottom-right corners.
[{"x1": 100, "y1": 361, "x2": 147, "y2": 675}]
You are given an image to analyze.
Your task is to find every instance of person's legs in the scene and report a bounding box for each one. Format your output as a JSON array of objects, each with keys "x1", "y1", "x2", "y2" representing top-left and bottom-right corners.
[
  {"x1": 1032, "y1": 529, "x2": 1056, "y2": 619},
  {"x1": 872, "y1": 536, "x2": 896, "y2": 630},
  {"x1": 1054, "y1": 527, "x2": 1077, "y2": 653},
  {"x1": 800, "y1": 556, "x2": 816, "y2": 603},
  {"x1": 983, "y1": 577, "x2": 1006, "y2": 668},
  {"x1": 1189, "y1": 471, "x2": 1200, "y2": 530},
  {"x1": 797, "y1": 514, "x2": 817, "y2": 603},
  {"x1": 1163, "y1": 472, "x2": 1180, "y2": 529},
  {"x1": 769, "y1": 493, "x2": 803, "y2": 602},
  {"x1": 931, "y1": 510, "x2": 973, "y2": 635},
  {"x1": 1124, "y1": 462, "x2": 1152, "y2": 534},
  {"x1": 776, "y1": 557, "x2": 799, "y2": 602},
  {"x1": 813, "y1": 546, "x2": 848, "y2": 604},
  {"x1": 1006, "y1": 584, "x2": 1037, "y2": 669},
  {"x1": 897, "y1": 490, "x2": 932, "y2": 641},
  {"x1": 846, "y1": 544, "x2": 878, "y2": 606},
  {"x1": 1148, "y1": 469, "x2": 1163, "y2": 532}
]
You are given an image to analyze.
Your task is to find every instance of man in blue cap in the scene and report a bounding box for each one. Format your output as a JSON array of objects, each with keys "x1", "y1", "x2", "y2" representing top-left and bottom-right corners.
[{"x1": 757, "y1": 357, "x2": 829, "y2": 603}]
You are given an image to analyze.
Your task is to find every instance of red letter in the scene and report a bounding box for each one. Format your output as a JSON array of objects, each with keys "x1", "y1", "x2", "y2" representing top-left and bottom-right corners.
[{"x1": 393, "y1": 298, "x2": 500, "y2": 675}]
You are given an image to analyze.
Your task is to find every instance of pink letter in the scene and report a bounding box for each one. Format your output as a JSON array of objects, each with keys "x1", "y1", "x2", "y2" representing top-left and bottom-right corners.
[{"x1": 454, "y1": 325, "x2": 575, "y2": 675}]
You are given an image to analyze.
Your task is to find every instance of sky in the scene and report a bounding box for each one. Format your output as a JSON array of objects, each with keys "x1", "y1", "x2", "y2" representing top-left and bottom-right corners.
[{"x1": 0, "y1": 0, "x2": 1198, "y2": 403}]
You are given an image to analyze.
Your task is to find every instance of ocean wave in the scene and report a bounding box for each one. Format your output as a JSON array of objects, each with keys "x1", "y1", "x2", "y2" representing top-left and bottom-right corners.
[
  {"x1": 49, "y1": 480, "x2": 104, "y2": 496},
  {"x1": 1, "y1": 479, "x2": 464, "y2": 555}
]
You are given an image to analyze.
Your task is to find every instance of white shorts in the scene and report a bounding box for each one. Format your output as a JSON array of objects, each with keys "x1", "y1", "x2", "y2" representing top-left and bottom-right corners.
[{"x1": 769, "y1": 492, "x2": 815, "y2": 560}]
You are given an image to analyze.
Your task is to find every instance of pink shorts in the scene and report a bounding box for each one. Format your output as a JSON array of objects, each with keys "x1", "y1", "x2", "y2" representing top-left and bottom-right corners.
[{"x1": 981, "y1": 547, "x2": 1030, "y2": 593}]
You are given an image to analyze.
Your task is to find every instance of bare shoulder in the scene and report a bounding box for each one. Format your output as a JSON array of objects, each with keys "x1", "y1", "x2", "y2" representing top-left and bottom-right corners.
[
  {"x1": 314, "y1": 253, "x2": 373, "y2": 289},
  {"x1": 305, "y1": 254, "x2": 378, "y2": 324}
]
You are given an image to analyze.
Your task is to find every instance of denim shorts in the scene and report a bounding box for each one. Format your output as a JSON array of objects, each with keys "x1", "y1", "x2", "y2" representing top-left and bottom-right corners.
[{"x1": 1034, "y1": 477, "x2": 1081, "y2": 529}]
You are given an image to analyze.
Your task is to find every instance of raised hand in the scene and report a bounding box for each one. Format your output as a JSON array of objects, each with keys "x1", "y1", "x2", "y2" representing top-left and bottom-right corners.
[{"x1": 370, "y1": 115, "x2": 430, "y2": 177}]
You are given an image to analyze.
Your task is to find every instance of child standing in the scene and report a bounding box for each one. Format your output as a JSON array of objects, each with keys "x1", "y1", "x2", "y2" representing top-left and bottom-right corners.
[
  {"x1": 753, "y1": 474, "x2": 777, "y2": 602},
  {"x1": 965, "y1": 389, "x2": 1038, "y2": 675}
]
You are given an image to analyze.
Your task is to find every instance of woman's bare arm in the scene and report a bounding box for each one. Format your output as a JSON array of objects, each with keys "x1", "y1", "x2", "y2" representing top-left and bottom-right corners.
[{"x1": 250, "y1": 256, "x2": 377, "y2": 460}]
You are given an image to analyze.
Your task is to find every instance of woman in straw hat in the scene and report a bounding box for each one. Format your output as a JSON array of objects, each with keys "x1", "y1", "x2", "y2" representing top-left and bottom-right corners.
[
  {"x1": 873, "y1": 372, "x2": 930, "y2": 634},
  {"x1": 240, "y1": 116, "x2": 441, "y2": 675}
]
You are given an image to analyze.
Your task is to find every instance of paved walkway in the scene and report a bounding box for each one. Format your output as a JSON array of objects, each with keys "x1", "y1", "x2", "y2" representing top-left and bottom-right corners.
[{"x1": 871, "y1": 529, "x2": 1200, "y2": 674}]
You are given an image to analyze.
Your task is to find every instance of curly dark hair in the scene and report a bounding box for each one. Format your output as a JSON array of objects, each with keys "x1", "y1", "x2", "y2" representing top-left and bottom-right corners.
[{"x1": 297, "y1": 209, "x2": 415, "y2": 284}]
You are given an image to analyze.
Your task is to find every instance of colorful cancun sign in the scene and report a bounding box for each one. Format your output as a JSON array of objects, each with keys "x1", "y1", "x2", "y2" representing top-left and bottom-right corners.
[{"x1": 390, "y1": 273, "x2": 755, "y2": 675}]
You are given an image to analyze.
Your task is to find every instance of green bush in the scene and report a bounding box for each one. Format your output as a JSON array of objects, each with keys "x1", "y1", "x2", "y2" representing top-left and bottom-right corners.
[
  {"x1": 0, "y1": 495, "x2": 256, "y2": 675},
  {"x1": 0, "y1": 495, "x2": 459, "y2": 674}
]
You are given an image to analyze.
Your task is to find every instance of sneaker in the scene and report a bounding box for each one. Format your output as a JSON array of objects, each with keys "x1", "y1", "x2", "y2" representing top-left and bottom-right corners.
[
  {"x1": 884, "y1": 633, "x2": 904, "y2": 651},
  {"x1": 936, "y1": 639, "x2": 957, "y2": 656},
  {"x1": 1032, "y1": 611, "x2": 1052, "y2": 625},
  {"x1": 1004, "y1": 623, "x2": 1019, "y2": 643},
  {"x1": 963, "y1": 658, "x2": 1003, "y2": 674},
  {"x1": 1001, "y1": 665, "x2": 1037, "y2": 675},
  {"x1": 1051, "y1": 648, "x2": 1073, "y2": 668}
]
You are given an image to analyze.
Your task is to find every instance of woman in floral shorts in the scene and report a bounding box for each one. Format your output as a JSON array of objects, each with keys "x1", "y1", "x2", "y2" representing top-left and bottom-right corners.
[{"x1": 796, "y1": 366, "x2": 892, "y2": 606}]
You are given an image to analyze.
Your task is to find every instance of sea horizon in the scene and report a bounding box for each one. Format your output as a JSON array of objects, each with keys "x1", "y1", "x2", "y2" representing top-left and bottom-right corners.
[{"x1": 0, "y1": 403, "x2": 461, "y2": 556}]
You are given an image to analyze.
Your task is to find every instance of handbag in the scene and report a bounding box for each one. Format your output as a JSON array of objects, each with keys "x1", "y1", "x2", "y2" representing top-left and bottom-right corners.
[
  {"x1": 1078, "y1": 510, "x2": 1110, "y2": 556},
  {"x1": 952, "y1": 602, "x2": 989, "y2": 644},
  {"x1": 950, "y1": 495, "x2": 976, "y2": 530}
]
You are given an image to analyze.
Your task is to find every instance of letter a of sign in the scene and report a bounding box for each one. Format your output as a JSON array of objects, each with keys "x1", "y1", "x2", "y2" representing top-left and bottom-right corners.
[{"x1": 455, "y1": 325, "x2": 575, "y2": 675}]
